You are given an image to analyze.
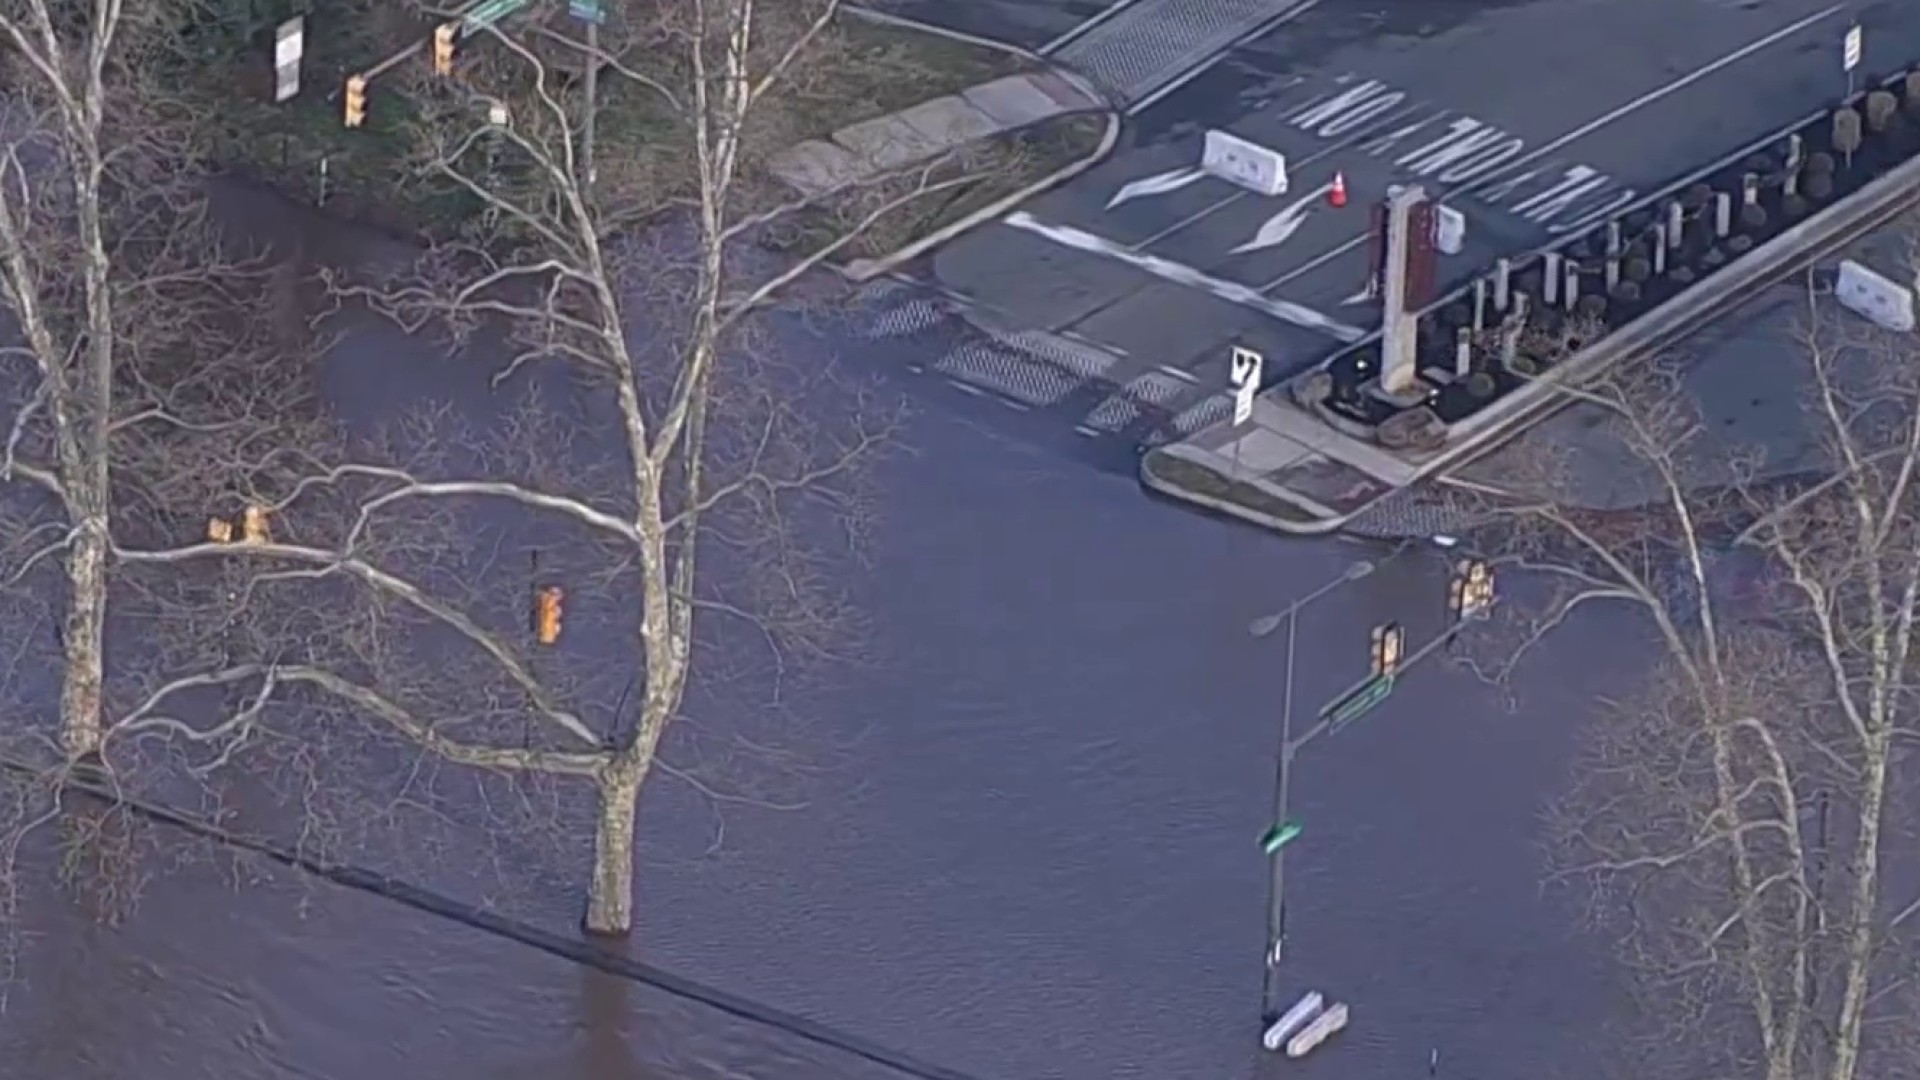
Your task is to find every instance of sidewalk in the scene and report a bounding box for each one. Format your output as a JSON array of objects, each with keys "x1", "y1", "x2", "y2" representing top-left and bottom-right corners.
[
  {"x1": 768, "y1": 67, "x2": 1105, "y2": 198},
  {"x1": 1140, "y1": 66, "x2": 1920, "y2": 537},
  {"x1": 765, "y1": 12, "x2": 1117, "y2": 279}
]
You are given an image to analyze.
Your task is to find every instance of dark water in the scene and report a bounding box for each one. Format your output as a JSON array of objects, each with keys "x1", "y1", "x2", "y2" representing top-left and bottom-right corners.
[
  {"x1": 0, "y1": 294, "x2": 1638, "y2": 1078},
  {"x1": 0, "y1": 3, "x2": 1667, "y2": 1070}
]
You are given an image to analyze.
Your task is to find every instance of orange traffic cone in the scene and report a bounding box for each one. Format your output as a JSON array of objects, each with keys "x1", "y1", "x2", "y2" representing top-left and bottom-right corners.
[{"x1": 1327, "y1": 171, "x2": 1348, "y2": 208}]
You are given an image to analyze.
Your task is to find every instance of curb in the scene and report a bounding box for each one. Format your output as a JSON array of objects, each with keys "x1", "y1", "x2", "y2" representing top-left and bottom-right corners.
[
  {"x1": 838, "y1": 103, "x2": 1120, "y2": 281},
  {"x1": 1138, "y1": 450, "x2": 1328, "y2": 532},
  {"x1": 1144, "y1": 87, "x2": 1920, "y2": 538},
  {"x1": 837, "y1": 6, "x2": 1122, "y2": 282}
]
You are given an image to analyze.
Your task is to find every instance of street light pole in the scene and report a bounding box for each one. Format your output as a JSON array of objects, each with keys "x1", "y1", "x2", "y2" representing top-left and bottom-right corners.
[
  {"x1": 1250, "y1": 559, "x2": 1375, "y2": 1024},
  {"x1": 1262, "y1": 599, "x2": 1299, "y2": 1019},
  {"x1": 582, "y1": 18, "x2": 598, "y2": 189}
]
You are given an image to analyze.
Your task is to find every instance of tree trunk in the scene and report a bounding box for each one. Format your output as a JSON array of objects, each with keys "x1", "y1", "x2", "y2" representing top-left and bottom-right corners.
[
  {"x1": 59, "y1": 523, "x2": 108, "y2": 761},
  {"x1": 1828, "y1": 741, "x2": 1891, "y2": 1080},
  {"x1": 584, "y1": 771, "x2": 640, "y2": 936}
]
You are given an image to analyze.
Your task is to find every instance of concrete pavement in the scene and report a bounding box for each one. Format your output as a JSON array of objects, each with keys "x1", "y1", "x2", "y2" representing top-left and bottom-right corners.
[{"x1": 854, "y1": 0, "x2": 1920, "y2": 462}]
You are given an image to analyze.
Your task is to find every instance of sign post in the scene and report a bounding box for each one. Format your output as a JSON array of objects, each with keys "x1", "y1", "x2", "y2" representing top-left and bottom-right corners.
[
  {"x1": 273, "y1": 17, "x2": 303, "y2": 103},
  {"x1": 1844, "y1": 23, "x2": 1862, "y2": 98},
  {"x1": 1230, "y1": 345, "x2": 1264, "y2": 428}
]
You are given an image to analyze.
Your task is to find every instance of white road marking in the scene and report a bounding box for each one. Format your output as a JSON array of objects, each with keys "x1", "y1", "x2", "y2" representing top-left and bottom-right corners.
[
  {"x1": 1004, "y1": 211, "x2": 1367, "y2": 342},
  {"x1": 1255, "y1": 1, "x2": 1846, "y2": 294},
  {"x1": 1107, "y1": 166, "x2": 1209, "y2": 209},
  {"x1": 1123, "y1": 0, "x2": 1324, "y2": 117},
  {"x1": 1130, "y1": 103, "x2": 1426, "y2": 250},
  {"x1": 1230, "y1": 181, "x2": 1334, "y2": 254}
]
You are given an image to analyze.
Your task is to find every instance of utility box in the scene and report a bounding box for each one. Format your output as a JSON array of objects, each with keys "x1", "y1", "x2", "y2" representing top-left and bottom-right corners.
[{"x1": 1835, "y1": 259, "x2": 1914, "y2": 331}]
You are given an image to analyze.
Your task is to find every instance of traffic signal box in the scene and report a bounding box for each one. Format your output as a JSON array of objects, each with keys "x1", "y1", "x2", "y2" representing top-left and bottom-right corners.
[
  {"x1": 534, "y1": 584, "x2": 564, "y2": 645},
  {"x1": 433, "y1": 23, "x2": 457, "y2": 76},
  {"x1": 1448, "y1": 559, "x2": 1496, "y2": 620},
  {"x1": 344, "y1": 74, "x2": 367, "y2": 127},
  {"x1": 1369, "y1": 623, "x2": 1405, "y2": 678}
]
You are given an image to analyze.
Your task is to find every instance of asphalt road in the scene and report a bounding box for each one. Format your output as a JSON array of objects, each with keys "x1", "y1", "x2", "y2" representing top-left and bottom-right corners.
[
  {"x1": 861, "y1": 0, "x2": 1130, "y2": 52},
  {"x1": 870, "y1": 0, "x2": 1920, "y2": 457}
]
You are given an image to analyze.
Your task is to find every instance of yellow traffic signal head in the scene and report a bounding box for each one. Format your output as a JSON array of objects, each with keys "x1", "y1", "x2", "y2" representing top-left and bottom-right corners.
[
  {"x1": 534, "y1": 585, "x2": 564, "y2": 645},
  {"x1": 1450, "y1": 559, "x2": 1495, "y2": 617},
  {"x1": 241, "y1": 504, "x2": 271, "y2": 544},
  {"x1": 1370, "y1": 622, "x2": 1405, "y2": 676},
  {"x1": 344, "y1": 74, "x2": 367, "y2": 127},
  {"x1": 433, "y1": 23, "x2": 457, "y2": 75}
]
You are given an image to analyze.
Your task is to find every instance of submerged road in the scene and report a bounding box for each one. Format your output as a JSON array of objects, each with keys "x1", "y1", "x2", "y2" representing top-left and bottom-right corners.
[
  {"x1": 5, "y1": 204, "x2": 1646, "y2": 1077},
  {"x1": 3, "y1": 1, "x2": 1824, "y2": 1074}
]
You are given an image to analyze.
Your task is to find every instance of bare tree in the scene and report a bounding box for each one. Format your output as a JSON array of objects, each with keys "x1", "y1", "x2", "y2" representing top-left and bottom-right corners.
[
  {"x1": 1450, "y1": 263, "x2": 1920, "y2": 1080},
  {"x1": 62, "y1": 0, "x2": 1007, "y2": 938},
  {"x1": 0, "y1": 0, "x2": 363, "y2": 972},
  {"x1": 0, "y1": 0, "x2": 334, "y2": 765}
]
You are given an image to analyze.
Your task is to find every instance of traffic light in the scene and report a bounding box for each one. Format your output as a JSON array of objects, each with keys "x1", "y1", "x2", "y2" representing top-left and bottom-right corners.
[
  {"x1": 534, "y1": 584, "x2": 564, "y2": 645},
  {"x1": 1369, "y1": 623, "x2": 1405, "y2": 677},
  {"x1": 1448, "y1": 559, "x2": 1495, "y2": 620},
  {"x1": 240, "y1": 504, "x2": 271, "y2": 544},
  {"x1": 344, "y1": 74, "x2": 367, "y2": 127},
  {"x1": 432, "y1": 23, "x2": 457, "y2": 76}
]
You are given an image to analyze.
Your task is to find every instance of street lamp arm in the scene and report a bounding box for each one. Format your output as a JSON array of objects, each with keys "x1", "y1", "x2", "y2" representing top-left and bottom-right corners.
[{"x1": 1249, "y1": 559, "x2": 1376, "y2": 638}]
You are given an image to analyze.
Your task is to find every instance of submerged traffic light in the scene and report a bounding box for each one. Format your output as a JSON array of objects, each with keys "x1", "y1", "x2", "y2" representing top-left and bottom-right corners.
[
  {"x1": 432, "y1": 23, "x2": 457, "y2": 76},
  {"x1": 1369, "y1": 623, "x2": 1405, "y2": 677},
  {"x1": 344, "y1": 74, "x2": 367, "y2": 127}
]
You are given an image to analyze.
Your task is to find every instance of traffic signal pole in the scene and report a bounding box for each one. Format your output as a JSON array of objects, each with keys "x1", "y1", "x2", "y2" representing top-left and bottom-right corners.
[
  {"x1": 1251, "y1": 554, "x2": 1496, "y2": 1041},
  {"x1": 1250, "y1": 559, "x2": 1377, "y2": 1026}
]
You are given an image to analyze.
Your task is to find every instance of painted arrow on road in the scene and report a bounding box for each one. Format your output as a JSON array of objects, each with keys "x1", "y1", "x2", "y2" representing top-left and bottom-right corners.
[
  {"x1": 1106, "y1": 167, "x2": 1207, "y2": 209},
  {"x1": 1228, "y1": 182, "x2": 1334, "y2": 255}
]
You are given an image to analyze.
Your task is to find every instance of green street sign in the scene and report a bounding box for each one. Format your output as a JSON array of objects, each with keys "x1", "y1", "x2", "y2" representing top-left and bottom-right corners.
[
  {"x1": 1260, "y1": 819, "x2": 1304, "y2": 854},
  {"x1": 1321, "y1": 673, "x2": 1395, "y2": 728},
  {"x1": 462, "y1": 0, "x2": 528, "y2": 35}
]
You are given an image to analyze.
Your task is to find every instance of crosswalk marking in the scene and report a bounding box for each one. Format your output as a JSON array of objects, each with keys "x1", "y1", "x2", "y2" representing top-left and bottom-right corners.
[{"x1": 846, "y1": 279, "x2": 1230, "y2": 452}]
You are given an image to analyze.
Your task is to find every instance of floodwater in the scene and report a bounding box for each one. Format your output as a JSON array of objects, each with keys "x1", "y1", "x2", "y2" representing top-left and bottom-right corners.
[
  {"x1": 0, "y1": 0, "x2": 1683, "y2": 1064},
  {"x1": 0, "y1": 230, "x2": 1639, "y2": 1078}
]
